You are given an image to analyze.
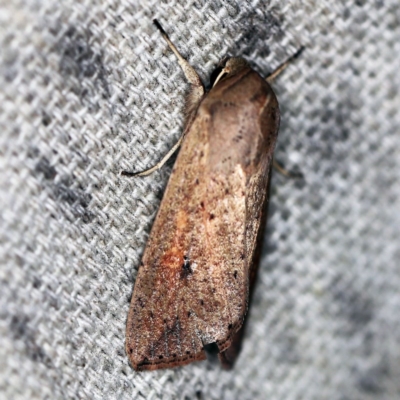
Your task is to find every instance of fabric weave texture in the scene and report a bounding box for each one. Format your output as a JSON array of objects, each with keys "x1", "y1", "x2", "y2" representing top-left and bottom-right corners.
[{"x1": 1, "y1": 1, "x2": 400, "y2": 399}]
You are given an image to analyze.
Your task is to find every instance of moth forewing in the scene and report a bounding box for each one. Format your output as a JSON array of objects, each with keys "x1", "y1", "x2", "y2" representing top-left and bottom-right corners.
[{"x1": 125, "y1": 21, "x2": 280, "y2": 372}]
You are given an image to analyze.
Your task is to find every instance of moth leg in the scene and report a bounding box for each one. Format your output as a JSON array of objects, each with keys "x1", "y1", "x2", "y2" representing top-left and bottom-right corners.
[
  {"x1": 122, "y1": 21, "x2": 205, "y2": 177},
  {"x1": 266, "y1": 46, "x2": 304, "y2": 84},
  {"x1": 121, "y1": 135, "x2": 184, "y2": 177},
  {"x1": 154, "y1": 19, "x2": 204, "y2": 100},
  {"x1": 273, "y1": 159, "x2": 303, "y2": 179}
]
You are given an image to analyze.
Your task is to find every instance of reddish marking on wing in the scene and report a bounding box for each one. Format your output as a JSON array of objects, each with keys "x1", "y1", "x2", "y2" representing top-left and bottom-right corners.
[
  {"x1": 176, "y1": 210, "x2": 188, "y2": 231},
  {"x1": 160, "y1": 249, "x2": 182, "y2": 270},
  {"x1": 158, "y1": 209, "x2": 189, "y2": 272}
]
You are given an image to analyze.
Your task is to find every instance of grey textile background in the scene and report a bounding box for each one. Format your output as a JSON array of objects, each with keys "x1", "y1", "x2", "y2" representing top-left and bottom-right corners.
[{"x1": 1, "y1": 0, "x2": 400, "y2": 399}]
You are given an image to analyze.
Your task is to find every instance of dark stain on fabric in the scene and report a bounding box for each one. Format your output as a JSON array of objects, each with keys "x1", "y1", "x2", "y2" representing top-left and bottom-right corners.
[
  {"x1": 54, "y1": 179, "x2": 94, "y2": 223},
  {"x1": 320, "y1": 88, "x2": 362, "y2": 140},
  {"x1": 305, "y1": 87, "x2": 362, "y2": 172},
  {"x1": 58, "y1": 26, "x2": 109, "y2": 108},
  {"x1": 357, "y1": 359, "x2": 390, "y2": 394},
  {"x1": 32, "y1": 153, "x2": 95, "y2": 223},
  {"x1": 9, "y1": 314, "x2": 52, "y2": 366},
  {"x1": 361, "y1": 330, "x2": 375, "y2": 357},
  {"x1": 41, "y1": 111, "x2": 51, "y2": 127},
  {"x1": 355, "y1": 0, "x2": 367, "y2": 6},
  {"x1": 226, "y1": 5, "x2": 284, "y2": 63},
  {"x1": 276, "y1": 332, "x2": 300, "y2": 364},
  {"x1": 331, "y1": 276, "x2": 374, "y2": 333},
  {"x1": 35, "y1": 157, "x2": 57, "y2": 180},
  {"x1": 32, "y1": 276, "x2": 42, "y2": 289},
  {"x1": 2, "y1": 47, "x2": 19, "y2": 83}
]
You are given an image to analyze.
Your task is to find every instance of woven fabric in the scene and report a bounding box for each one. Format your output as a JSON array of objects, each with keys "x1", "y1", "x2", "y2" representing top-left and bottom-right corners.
[{"x1": 1, "y1": 0, "x2": 400, "y2": 399}]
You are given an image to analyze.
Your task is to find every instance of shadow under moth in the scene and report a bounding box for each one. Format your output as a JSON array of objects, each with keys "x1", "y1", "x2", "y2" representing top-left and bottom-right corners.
[{"x1": 124, "y1": 19, "x2": 302, "y2": 371}]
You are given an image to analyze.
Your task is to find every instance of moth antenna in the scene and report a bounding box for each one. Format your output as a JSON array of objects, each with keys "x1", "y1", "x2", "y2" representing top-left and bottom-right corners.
[
  {"x1": 272, "y1": 159, "x2": 303, "y2": 179},
  {"x1": 153, "y1": 19, "x2": 204, "y2": 92},
  {"x1": 266, "y1": 46, "x2": 305, "y2": 84}
]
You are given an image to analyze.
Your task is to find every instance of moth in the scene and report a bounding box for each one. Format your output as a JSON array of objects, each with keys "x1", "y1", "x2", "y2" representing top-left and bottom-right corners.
[{"x1": 124, "y1": 19, "x2": 302, "y2": 371}]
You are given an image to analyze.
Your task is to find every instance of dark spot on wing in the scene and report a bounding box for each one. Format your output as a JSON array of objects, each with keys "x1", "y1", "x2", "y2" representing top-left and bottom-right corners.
[{"x1": 180, "y1": 256, "x2": 193, "y2": 279}]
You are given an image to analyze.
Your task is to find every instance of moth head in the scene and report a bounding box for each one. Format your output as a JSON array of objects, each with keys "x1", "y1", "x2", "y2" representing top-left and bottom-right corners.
[{"x1": 210, "y1": 57, "x2": 249, "y2": 88}]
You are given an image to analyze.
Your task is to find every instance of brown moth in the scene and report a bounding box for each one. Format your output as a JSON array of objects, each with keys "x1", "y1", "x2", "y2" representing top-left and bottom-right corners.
[{"x1": 124, "y1": 19, "x2": 302, "y2": 371}]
